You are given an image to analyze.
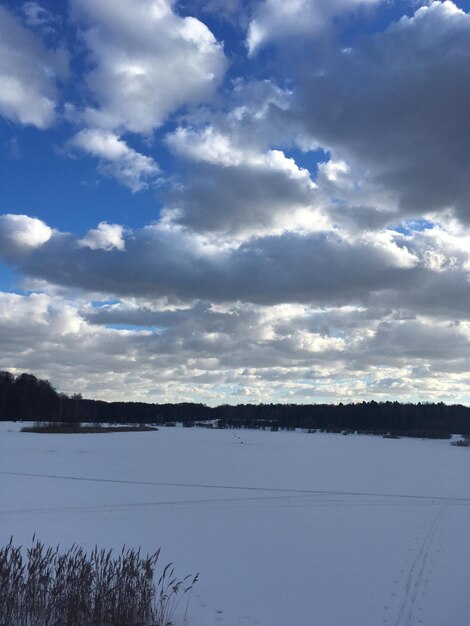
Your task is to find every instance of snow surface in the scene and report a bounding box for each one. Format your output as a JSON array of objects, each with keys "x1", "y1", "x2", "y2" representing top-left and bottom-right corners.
[{"x1": 1, "y1": 423, "x2": 470, "y2": 626}]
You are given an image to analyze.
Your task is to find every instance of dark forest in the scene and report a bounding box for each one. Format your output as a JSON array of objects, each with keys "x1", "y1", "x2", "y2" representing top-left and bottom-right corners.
[{"x1": 1, "y1": 371, "x2": 469, "y2": 438}]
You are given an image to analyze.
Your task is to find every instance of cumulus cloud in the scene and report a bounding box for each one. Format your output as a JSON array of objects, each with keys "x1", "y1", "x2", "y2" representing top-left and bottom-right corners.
[
  {"x1": 0, "y1": 5, "x2": 68, "y2": 128},
  {"x1": 247, "y1": 0, "x2": 382, "y2": 55},
  {"x1": 71, "y1": 0, "x2": 226, "y2": 134},
  {"x1": 0, "y1": 214, "x2": 53, "y2": 257},
  {"x1": 79, "y1": 222, "x2": 126, "y2": 251},
  {"x1": 62, "y1": 0, "x2": 225, "y2": 191},
  {"x1": 1, "y1": 1, "x2": 470, "y2": 404},
  {"x1": 70, "y1": 129, "x2": 159, "y2": 191},
  {"x1": 161, "y1": 80, "x2": 320, "y2": 235},
  {"x1": 167, "y1": 125, "x2": 249, "y2": 167},
  {"x1": 0, "y1": 291, "x2": 468, "y2": 404},
  {"x1": 293, "y1": 1, "x2": 470, "y2": 224},
  {"x1": 1, "y1": 216, "x2": 469, "y2": 317},
  {"x1": 166, "y1": 126, "x2": 322, "y2": 235}
]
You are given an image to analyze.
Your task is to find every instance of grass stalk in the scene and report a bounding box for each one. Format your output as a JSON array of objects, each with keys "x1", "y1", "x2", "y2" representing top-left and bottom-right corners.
[{"x1": 0, "y1": 537, "x2": 196, "y2": 626}]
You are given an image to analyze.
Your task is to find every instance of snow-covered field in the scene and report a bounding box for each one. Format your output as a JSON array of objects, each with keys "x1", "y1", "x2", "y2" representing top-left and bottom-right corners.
[{"x1": 1, "y1": 423, "x2": 470, "y2": 626}]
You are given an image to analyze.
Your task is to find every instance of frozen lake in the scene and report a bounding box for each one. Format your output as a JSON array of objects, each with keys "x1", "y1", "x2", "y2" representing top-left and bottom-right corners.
[{"x1": 1, "y1": 423, "x2": 470, "y2": 626}]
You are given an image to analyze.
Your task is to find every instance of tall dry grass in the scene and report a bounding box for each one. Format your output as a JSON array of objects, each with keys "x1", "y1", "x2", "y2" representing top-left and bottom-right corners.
[{"x1": 0, "y1": 537, "x2": 197, "y2": 626}]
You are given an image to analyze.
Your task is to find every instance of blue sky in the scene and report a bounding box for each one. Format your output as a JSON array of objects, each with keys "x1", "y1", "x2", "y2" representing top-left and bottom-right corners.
[{"x1": 0, "y1": 0, "x2": 469, "y2": 404}]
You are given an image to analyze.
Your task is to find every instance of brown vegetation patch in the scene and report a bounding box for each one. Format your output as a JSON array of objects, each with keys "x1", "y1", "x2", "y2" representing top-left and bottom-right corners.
[{"x1": 21, "y1": 423, "x2": 158, "y2": 434}]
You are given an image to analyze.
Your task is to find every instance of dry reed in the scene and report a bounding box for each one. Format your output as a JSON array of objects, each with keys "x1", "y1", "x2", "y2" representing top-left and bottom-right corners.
[{"x1": 0, "y1": 537, "x2": 197, "y2": 626}]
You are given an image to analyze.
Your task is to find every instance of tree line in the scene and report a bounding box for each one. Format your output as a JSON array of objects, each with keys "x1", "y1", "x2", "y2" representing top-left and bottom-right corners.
[{"x1": 1, "y1": 370, "x2": 469, "y2": 438}]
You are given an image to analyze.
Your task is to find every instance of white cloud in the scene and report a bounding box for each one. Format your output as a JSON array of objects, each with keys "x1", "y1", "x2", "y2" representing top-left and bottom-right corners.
[
  {"x1": 0, "y1": 291, "x2": 468, "y2": 404},
  {"x1": 63, "y1": 0, "x2": 225, "y2": 191},
  {"x1": 71, "y1": 0, "x2": 226, "y2": 134},
  {"x1": 0, "y1": 214, "x2": 53, "y2": 256},
  {"x1": 1, "y1": 0, "x2": 470, "y2": 405},
  {"x1": 71, "y1": 129, "x2": 131, "y2": 161},
  {"x1": 168, "y1": 126, "x2": 312, "y2": 176},
  {"x1": 70, "y1": 129, "x2": 159, "y2": 191},
  {"x1": 0, "y1": 6, "x2": 68, "y2": 128},
  {"x1": 0, "y1": 292, "x2": 49, "y2": 325},
  {"x1": 164, "y1": 78, "x2": 298, "y2": 157},
  {"x1": 167, "y1": 126, "x2": 248, "y2": 167},
  {"x1": 247, "y1": 0, "x2": 382, "y2": 55},
  {"x1": 79, "y1": 222, "x2": 126, "y2": 251}
]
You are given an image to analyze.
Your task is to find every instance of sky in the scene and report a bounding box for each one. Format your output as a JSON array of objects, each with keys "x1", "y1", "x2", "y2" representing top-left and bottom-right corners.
[{"x1": 0, "y1": 0, "x2": 469, "y2": 405}]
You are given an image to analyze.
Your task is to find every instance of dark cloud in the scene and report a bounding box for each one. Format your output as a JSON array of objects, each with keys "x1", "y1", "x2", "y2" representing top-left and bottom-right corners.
[
  {"x1": 0, "y1": 220, "x2": 427, "y2": 306},
  {"x1": 166, "y1": 158, "x2": 316, "y2": 234},
  {"x1": 359, "y1": 319, "x2": 470, "y2": 362},
  {"x1": 294, "y1": 2, "x2": 470, "y2": 223}
]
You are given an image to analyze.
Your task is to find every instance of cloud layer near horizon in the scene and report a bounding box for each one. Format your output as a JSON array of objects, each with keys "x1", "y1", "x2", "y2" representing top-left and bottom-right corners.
[{"x1": 0, "y1": 0, "x2": 469, "y2": 404}]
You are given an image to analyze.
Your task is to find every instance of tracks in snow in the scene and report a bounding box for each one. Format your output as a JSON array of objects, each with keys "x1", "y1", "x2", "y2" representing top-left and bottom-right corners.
[
  {"x1": 392, "y1": 505, "x2": 446, "y2": 626},
  {"x1": 1, "y1": 471, "x2": 468, "y2": 523},
  {"x1": 2, "y1": 470, "x2": 470, "y2": 504}
]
